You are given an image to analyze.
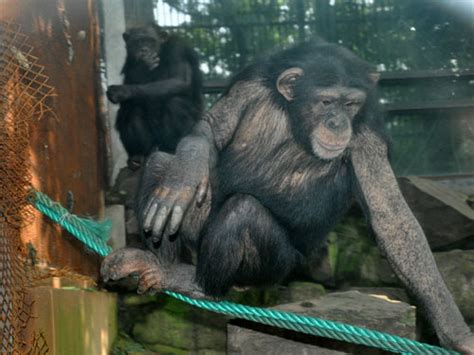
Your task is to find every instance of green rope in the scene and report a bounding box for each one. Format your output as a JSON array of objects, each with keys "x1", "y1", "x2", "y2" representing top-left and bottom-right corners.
[
  {"x1": 29, "y1": 190, "x2": 458, "y2": 354},
  {"x1": 30, "y1": 189, "x2": 112, "y2": 257},
  {"x1": 164, "y1": 290, "x2": 456, "y2": 354}
]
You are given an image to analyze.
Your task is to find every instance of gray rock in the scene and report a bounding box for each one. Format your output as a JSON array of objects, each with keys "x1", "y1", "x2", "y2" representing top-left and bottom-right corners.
[
  {"x1": 111, "y1": 331, "x2": 154, "y2": 354},
  {"x1": 132, "y1": 296, "x2": 227, "y2": 352},
  {"x1": 331, "y1": 217, "x2": 399, "y2": 286},
  {"x1": 435, "y1": 250, "x2": 474, "y2": 322},
  {"x1": 228, "y1": 324, "x2": 348, "y2": 354},
  {"x1": 347, "y1": 287, "x2": 410, "y2": 304},
  {"x1": 398, "y1": 176, "x2": 474, "y2": 249},
  {"x1": 306, "y1": 234, "x2": 338, "y2": 286},
  {"x1": 277, "y1": 291, "x2": 416, "y2": 339},
  {"x1": 336, "y1": 248, "x2": 474, "y2": 325},
  {"x1": 279, "y1": 281, "x2": 326, "y2": 304},
  {"x1": 227, "y1": 291, "x2": 416, "y2": 354},
  {"x1": 359, "y1": 253, "x2": 398, "y2": 286}
]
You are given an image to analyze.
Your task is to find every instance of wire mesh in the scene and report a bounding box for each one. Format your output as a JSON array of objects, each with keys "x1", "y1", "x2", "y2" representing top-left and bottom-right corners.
[{"x1": 0, "y1": 20, "x2": 54, "y2": 354}]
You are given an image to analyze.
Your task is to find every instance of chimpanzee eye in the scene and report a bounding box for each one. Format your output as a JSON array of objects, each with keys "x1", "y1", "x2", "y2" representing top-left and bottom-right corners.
[
  {"x1": 137, "y1": 38, "x2": 156, "y2": 47},
  {"x1": 322, "y1": 99, "x2": 332, "y2": 106},
  {"x1": 346, "y1": 100, "x2": 361, "y2": 107}
]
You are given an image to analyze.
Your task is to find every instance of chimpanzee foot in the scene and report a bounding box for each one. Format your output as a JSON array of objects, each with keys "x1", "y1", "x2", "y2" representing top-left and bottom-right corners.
[
  {"x1": 101, "y1": 247, "x2": 209, "y2": 299},
  {"x1": 101, "y1": 247, "x2": 164, "y2": 293},
  {"x1": 137, "y1": 267, "x2": 164, "y2": 294}
]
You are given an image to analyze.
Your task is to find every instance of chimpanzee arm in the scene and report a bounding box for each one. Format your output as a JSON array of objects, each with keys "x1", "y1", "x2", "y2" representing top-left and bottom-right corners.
[
  {"x1": 351, "y1": 129, "x2": 474, "y2": 353},
  {"x1": 140, "y1": 80, "x2": 260, "y2": 241},
  {"x1": 107, "y1": 61, "x2": 193, "y2": 104},
  {"x1": 130, "y1": 60, "x2": 193, "y2": 98}
]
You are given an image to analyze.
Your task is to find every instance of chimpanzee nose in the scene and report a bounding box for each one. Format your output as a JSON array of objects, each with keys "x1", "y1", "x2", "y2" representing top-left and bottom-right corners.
[
  {"x1": 326, "y1": 118, "x2": 338, "y2": 130},
  {"x1": 325, "y1": 117, "x2": 348, "y2": 131}
]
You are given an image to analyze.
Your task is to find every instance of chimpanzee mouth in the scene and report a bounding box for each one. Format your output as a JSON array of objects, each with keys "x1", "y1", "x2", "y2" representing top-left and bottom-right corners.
[
  {"x1": 315, "y1": 139, "x2": 347, "y2": 152},
  {"x1": 311, "y1": 137, "x2": 349, "y2": 160},
  {"x1": 310, "y1": 130, "x2": 350, "y2": 159}
]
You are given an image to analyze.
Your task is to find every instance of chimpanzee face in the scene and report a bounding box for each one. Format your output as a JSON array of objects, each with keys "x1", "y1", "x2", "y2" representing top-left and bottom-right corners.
[
  {"x1": 307, "y1": 86, "x2": 366, "y2": 159},
  {"x1": 122, "y1": 26, "x2": 168, "y2": 70},
  {"x1": 277, "y1": 67, "x2": 367, "y2": 160}
]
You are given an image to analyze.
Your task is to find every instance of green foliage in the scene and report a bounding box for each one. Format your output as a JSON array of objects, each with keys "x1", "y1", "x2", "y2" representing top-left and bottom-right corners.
[
  {"x1": 159, "y1": 0, "x2": 474, "y2": 78},
  {"x1": 153, "y1": 0, "x2": 474, "y2": 175}
]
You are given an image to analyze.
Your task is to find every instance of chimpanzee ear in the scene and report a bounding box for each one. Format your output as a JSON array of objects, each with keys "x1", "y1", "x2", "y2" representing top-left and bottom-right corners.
[
  {"x1": 277, "y1": 67, "x2": 304, "y2": 101},
  {"x1": 368, "y1": 72, "x2": 380, "y2": 84},
  {"x1": 152, "y1": 22, "x2": 169, "y2": 40}
]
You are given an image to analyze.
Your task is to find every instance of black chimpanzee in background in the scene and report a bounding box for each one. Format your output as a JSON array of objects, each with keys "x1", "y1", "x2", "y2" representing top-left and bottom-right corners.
[
  {"x1": 107, "y1": 24, "x2": 203, "y2": 163},
  {"x1": 102, "y1": 41, "x2": 474, "y2": 353}
]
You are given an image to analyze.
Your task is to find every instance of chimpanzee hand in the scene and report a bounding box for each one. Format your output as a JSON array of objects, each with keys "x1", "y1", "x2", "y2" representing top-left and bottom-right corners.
[
  {"x1": 107, "y1": 85, "x2": 132, "y2": 104},
  {"x1": 140, "y1": 51, "x2": 160, "y2": 71},
  {"x1": 142, "y1": 155, "x2": 209, "y2": 246}
]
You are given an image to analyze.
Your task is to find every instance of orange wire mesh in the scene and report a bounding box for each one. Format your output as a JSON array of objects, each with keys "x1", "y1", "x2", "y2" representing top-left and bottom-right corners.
[{"x1": 0, "y1": 20, "x2": 55, "y2": 354}]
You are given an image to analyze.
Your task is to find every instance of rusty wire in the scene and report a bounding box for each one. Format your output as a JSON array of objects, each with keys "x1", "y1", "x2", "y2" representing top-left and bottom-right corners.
[{"x1": 0, "y1": 20, "x2": 55, "y2": 354}]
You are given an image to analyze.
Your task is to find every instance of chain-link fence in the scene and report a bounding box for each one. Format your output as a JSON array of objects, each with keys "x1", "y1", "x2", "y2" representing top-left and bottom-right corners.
[
  {"x1": 150, "y1": 0, "x2": 474, "y2": 176},
  {"x1": 0, "y1": 20, "x2": 54, "y2": 354}
]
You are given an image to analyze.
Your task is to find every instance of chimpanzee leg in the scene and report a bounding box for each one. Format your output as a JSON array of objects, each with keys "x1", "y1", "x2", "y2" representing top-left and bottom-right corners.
[
  {"x1": 196, "y1": 193, "x2": 300, "y2": 297},
  {"x1": 116, "y1": 105, "x2": 155, "y2": 158}
]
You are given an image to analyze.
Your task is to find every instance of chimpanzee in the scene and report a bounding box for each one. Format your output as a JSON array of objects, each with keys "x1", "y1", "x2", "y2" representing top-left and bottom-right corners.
[
  {"x1": 101, "y1": 41, "x2": 474, "y2": 353},
  {"x1": 107, "y1": 24, "x2": 203, "y2": 162}
]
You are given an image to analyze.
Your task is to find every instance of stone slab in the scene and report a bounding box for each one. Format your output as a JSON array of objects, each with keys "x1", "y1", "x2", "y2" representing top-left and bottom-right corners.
[{"x1": 228, "y1": 290, "x2": 416, "y2": 354}]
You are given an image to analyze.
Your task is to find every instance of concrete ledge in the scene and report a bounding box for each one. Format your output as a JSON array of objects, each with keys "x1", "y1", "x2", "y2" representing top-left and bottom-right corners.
[{"x1": 25, "y1": 278, "x2": 117, "y2": 355}]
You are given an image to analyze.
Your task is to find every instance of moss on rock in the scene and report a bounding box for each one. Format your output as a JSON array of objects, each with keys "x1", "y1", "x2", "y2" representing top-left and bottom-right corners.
[{"x1": 132, "y1": 296, "x2": 227, "y2": 352}]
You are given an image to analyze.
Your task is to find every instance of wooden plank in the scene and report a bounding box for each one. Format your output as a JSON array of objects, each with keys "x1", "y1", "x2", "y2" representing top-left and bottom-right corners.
[
  {"x1": 380, "y1": 68, "x2": 474, "y2": 82},
  {"x1": 204, "y1": 83, "x2": 474, "y2": 114},
  {"x1": 25, "y1": 277, "x2": 117, "y2": 355},
  {"x1": 0, "y1": 0, "x2": 106, "y2": 278},
  {"x1": 384, "y1": 99, "x2": 474, "y2": 113},
  {"x1": 203, "y1": 67, "x2": 474, "y2": 95}
]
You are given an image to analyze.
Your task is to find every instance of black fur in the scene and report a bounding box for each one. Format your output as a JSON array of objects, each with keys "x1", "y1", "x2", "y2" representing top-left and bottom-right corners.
[
  {"x1": 191, "y1": 42, "x2": 387, "y2": 296},
  {"x1": 106, "y1": 41, "x2": 474, "y2": 352},
  {"x1": 111, "y1": 25, "x2": 203, "y2": 157},
  {"x1": 197, "y1": 194, "x2": 300, "y2": 296},
  {"x1": 136, "y1": 42, "x2": 387, "y2": 298}
]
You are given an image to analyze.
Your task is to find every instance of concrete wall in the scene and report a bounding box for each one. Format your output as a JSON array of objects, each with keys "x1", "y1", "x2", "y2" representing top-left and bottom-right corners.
[{"x1": 100, "y1": 0, "x2": 128, "y2": 185}]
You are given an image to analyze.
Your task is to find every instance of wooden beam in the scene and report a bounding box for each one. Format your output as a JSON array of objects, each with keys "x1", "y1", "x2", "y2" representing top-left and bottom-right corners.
[{"x1": 384, "y1": 99, "x2": 474, "y2": 114}]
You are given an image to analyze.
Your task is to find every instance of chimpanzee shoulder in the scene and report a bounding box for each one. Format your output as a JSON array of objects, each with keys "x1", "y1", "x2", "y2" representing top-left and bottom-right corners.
[{"x1": 160, "y1": 35, "x2": 200, "y2": 63}]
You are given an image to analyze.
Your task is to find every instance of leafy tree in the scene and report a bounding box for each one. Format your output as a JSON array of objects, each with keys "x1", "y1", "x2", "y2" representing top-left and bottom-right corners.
[
  {"x1": 149, "y1": 0, "x2": 474, "y2": 175},
  {"x1": 156, "y1": 0, "x2": 474, "y2": 78}
]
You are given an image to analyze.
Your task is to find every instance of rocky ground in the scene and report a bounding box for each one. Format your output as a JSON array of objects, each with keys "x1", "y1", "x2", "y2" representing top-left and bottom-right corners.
[{"x1": 108, "y1": 167, "x2": 474, "y2": 354}]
